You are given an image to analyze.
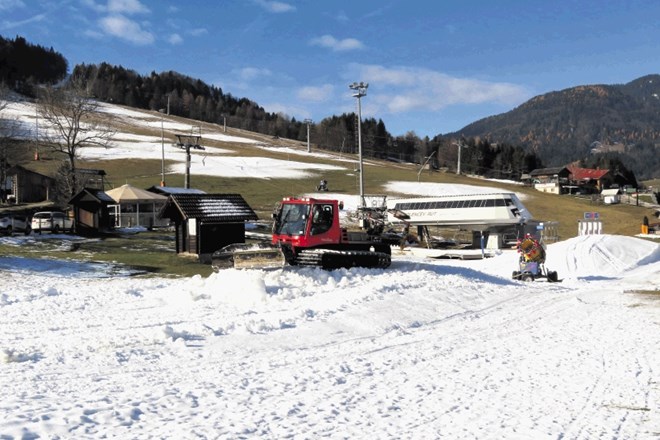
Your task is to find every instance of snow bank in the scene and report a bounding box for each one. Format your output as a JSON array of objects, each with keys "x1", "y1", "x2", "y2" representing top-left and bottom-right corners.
[{"x1": 546, "y1": 234, "x2": 660, "y2": 281}]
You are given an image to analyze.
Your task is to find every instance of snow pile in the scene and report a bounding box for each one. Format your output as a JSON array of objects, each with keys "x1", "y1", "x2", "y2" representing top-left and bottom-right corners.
[{"x1": 547, "y1": 234, "x2": 660, "y2": 280}]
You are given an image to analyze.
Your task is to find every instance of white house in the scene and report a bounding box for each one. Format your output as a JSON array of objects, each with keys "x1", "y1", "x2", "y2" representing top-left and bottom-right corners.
[{"x1": 601, "y1": 188, "x2": 621, "y2": 205}]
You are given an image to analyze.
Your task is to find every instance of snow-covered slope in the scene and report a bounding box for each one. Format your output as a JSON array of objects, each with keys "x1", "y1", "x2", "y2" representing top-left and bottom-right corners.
[{"x1": 0, "y1": 234, "x2": 658, "y2": 438}]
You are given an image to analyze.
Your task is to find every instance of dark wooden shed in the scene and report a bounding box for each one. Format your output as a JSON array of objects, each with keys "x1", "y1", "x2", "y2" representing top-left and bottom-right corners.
[
  {"x1": 68, "y1": 188, "x2": 115, "y2": 235},
  {"x1": 158, "y1": 194, "x2": 258, "y2": 262},
  {"x1": 6, "y1": 165, "x2": 55, "y2": 203}
]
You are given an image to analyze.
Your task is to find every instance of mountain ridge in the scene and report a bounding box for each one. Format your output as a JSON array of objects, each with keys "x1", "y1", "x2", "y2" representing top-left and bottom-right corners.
[{"x1": 448, "y1": 75, "x2": 660, "y2": 179}]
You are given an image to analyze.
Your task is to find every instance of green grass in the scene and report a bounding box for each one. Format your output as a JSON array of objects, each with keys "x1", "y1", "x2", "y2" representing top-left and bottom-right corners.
[{"x1": 0, "y1": 231, "x2": 213, "y2": 278}]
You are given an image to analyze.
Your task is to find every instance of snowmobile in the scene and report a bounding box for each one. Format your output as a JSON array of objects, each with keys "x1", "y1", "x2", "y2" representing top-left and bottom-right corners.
[
  {"x1": 511, "y1": 235, "x2": 560, "y2": 282},
  {"x1": 212, "y1": 197, "x2": 391, "y2": 271}
]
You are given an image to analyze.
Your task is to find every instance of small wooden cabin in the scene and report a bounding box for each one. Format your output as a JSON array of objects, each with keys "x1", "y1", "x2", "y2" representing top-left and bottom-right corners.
[
  {"x1": 5, "y1": 165, "x2": 55, "y2": 203},
  {"x1": 158, "y1": 194, "x2": 258, "y2": 262},
  {"x1": 68, "y1": 188, "x2": 115, "y2": 234}
]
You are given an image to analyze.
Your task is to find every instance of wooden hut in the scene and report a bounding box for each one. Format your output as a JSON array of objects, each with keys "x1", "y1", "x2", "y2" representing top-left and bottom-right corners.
[
  {"x1": 5, "y1": 165, "x2": 55, "y2": 203},
  {"x1": 68, "y1": 188, "x2": 115, "y2": 234},
  {"x1": 158, "y1": 193, "x2": 258, "y2": 262}
]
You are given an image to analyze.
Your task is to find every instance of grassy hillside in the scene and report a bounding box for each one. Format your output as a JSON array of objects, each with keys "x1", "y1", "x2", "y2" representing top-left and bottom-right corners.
[
  {"x1": 18, "y1": 102, "x2": 658, "y2": 238},
  {"x1": 4, "y1": 102, "x2": 657, "y2": 277}
]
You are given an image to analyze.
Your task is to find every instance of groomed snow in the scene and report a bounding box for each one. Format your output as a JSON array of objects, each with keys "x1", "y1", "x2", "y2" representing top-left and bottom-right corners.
[{"x1": 0, "y1": 233, "x2": 658, "y2": 439}]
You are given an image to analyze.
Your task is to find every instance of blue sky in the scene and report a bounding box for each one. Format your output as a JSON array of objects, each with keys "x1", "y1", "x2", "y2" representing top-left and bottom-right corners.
[{"x1": 1, "y1": 0, "x2": 658, "y2": 137}]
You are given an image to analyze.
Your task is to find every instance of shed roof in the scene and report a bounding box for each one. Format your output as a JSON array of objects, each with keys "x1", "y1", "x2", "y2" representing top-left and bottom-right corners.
[
  {"x1": 147, "y1": 185, "x2": 206, "y2": 195},
  {"x1": 529, "y1": 167, "x2": 569, "y2": 176},
  {"x1": 6, "y1": 164, "x2": 55, "y2": 182},
  {"x1": 106, "y1": 184, "x2": 168, "y2": 203},
  {"x1": 69, "y1": 188, "x2": 115, "y2": 205},
  {"x1": 601, "y1": 188, "x2": 621, "y2": 196},
  {"x1": 159, "y1": 194, "x2": 258, "y2": 223}
]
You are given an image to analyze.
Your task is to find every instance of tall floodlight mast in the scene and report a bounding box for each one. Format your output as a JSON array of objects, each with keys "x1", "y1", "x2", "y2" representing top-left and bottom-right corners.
[
  {"x1": 349, "y1": 82, "x2": 368, "y2": 207},
  {"x1": 453, "y1": 141, "x2": 467, "y2": 175},
  {"x1": 304, "y1": 118, "x2": 313, "y2": 153}
]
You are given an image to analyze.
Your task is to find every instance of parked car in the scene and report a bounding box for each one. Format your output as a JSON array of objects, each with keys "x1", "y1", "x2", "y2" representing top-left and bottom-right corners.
[
  {"x1": 0, "y1": 212, "x2": 31, "y2": 235},
  {"x1": 31, "y1": 211, "x2": 75, "y2": 234}
]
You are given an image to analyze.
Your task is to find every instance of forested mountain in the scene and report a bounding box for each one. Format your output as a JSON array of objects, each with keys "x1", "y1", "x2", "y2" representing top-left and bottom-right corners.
[
  {"x1": 451, "y1": 75, "x2": 660, "y2": 179},
  {"x1": 71, "y1": 63, "x2": 394, "y2": 155},
  {"x1": 0, "y1": 35, "x2": 68, "y2": 93}
]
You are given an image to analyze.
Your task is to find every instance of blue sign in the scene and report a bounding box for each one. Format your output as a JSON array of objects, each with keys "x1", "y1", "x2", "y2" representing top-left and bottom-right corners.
[{"x1": 584, "y1": 212, "x2": 600, "y2": 220}]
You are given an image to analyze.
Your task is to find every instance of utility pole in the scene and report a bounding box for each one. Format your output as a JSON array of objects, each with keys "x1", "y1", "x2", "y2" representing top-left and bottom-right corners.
[
  {"x1": 159, "y1": 109, "x2": 166, "y2": 186},
  {"x1": 304, "y1": 118, "x2": 312, "y2": 153},
  {"x1": 176, "y1": 134, "x2": 204, "y2": 189},
  {"x1": 453, "y1": 141, "x2": 466, "y2": 175},
  {"x1": 34, "y1": 104, "x2": 39, "y2": 160},
  {"x1": 349, "y1": 82, "x2": 368, "y2": 207},
  {"x1": 417, "y1": 151, "x2": 436, "y2": 182}
]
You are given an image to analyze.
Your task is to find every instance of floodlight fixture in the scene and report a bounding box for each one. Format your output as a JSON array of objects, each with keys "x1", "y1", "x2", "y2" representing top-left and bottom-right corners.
[{"x1": 349, "y1": 82, "x2": 368, "y2": 206}]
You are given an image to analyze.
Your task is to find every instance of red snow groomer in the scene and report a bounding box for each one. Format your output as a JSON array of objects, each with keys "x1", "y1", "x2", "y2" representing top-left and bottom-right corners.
[{"x1": 512, "y1": 234, "x2": 559, "y2": 282}]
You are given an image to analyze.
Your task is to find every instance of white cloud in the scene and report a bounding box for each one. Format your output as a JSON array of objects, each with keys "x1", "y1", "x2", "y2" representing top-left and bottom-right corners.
[
  {"x1": 262, "y1": 102, "x2": 309, "y2": 120},
  {"x1": 0, "y1": 0, "x2": 25, "y2": 11},
  {"x1": 297, "y1": 84, "x2": 334, "y2": 103},
  {"x1": 107, "y1": 0, "x2": 149, "y2": 14},
  {"x1": 189, "y1": 28, "x2": 208, "y2": 37},
  {"x1": 238, "y1": 67, "x2": 272, "y2": 81},
  {"x1": 99, "y1": 14, "x2": 154, "y2": 45},
  {"x1": 80, "y1": 0, "x2": 105, "y2": 13},
  {"x1": 168, "y1": 33, "x2": 183, "y2": 45},
  {"x1": 82, "y1": 0, "x2": 148, "y2": 14},
  {"x1": 0, "y1": 12, "x2": 45, "y2": 29},
  {"x1": 334, "y1": 10, "x2": 349, "y2": 23},
  {"x1": 351, "y1": 64, "x2": 531, "y2": 113},
  {"x1": 253, "y1": 0, "x2": 295, "y2": 13},
  {"x1": 310, "y1": 35, "x2": 364, "y2": 52}
]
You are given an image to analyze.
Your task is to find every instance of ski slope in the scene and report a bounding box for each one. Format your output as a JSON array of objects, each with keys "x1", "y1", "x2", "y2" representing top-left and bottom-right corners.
[{"x1": 0, "y1": 234, "x2": 658, "y2": 439}]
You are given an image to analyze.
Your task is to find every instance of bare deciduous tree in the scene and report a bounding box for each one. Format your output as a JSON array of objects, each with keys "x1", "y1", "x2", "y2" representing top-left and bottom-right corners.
[{"x1": 37, "y1": 78, "x2": 115, "y2": 197}]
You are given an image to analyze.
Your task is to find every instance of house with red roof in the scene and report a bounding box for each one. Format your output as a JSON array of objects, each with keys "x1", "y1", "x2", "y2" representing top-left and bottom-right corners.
[{"x1": 566, "y1": 165, "x2": 612, "y2": 193}]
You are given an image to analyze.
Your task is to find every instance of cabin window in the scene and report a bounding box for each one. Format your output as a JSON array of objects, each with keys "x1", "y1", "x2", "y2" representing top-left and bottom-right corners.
[{"x1": 310, "y1": 204, "x2": 333, "y2": 235}]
